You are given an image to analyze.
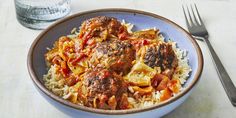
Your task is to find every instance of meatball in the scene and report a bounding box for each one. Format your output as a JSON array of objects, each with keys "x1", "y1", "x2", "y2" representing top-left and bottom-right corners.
[
  {"x1": 79, "y1": 16, "x2": 127, "y2": 39},
  {"x1": 83, "y1": 69, "x2": 127, "y2": 109},
  {"x1": 143, "y1": 43, "x2": 178, "y2": 71},
  {"x1": 89, "y1": 39, "x2": 135, "y2": 75}
]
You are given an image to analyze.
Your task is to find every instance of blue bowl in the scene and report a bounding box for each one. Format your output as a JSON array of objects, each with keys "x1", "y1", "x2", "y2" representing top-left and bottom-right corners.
[{"x1": 27, "y1": 9, "x2": 203, "y2": 118}]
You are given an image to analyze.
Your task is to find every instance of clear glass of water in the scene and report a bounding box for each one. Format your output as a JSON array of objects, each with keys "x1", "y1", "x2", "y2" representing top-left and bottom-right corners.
[{"x1": 14, "y1": 0, "x2": 71, "y2": 30}]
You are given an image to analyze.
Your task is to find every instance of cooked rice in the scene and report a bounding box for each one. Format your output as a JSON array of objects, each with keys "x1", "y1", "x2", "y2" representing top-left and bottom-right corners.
[{"x1": 43, "y1": 20, "x2": 191, "y2": 109}]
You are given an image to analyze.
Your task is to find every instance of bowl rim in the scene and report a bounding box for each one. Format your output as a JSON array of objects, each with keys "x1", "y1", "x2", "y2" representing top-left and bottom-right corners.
[{"x1": 27, "y1": 8, "x2": 203, "y2": 115}]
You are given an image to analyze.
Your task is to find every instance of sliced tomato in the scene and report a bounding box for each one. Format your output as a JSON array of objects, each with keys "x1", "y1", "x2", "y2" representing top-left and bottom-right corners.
[
  {"x1": 70, "y1": 53, "x2": 87, "y2": 66},
  {"x1": 156, "y1": 74, "x2": 170, "y2": 91},
  {"x1": 168, "y1": 79, "x2": 181, "y2": 93},
  {"x1": 160, "y1": 88, "x2": 172, "y2": 102},
  {"x1": 65, "y1": 75, "x2": 78, "y2": 86},
  {"x1": 59, "y1": 61, "x2": 70, "y2": 77}
]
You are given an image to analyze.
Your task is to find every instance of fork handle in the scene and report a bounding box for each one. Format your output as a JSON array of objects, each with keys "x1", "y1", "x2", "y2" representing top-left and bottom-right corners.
[{"x1": 204, "y1": 38, "x2": 236, "y2": 106}]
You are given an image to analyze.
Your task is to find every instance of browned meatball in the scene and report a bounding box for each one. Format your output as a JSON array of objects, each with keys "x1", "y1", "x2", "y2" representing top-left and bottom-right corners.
[
  {"x1": 143, "y1": 43, "x2": 178, "y2": 71},
  {"x1": 89, "y1": 39, "x2": 135, "y2": 75},
  {"x1": 79, "y1": 16, "x2": 127, "y2": 39},
  {"x1": 83, "y1": 69, "x2": 127, "y2": 109}
]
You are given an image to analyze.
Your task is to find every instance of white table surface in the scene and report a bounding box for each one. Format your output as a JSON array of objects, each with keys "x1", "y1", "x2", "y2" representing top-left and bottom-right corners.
[{"x1": 0, "y1": 0, "x2": 236, "y2": 117}]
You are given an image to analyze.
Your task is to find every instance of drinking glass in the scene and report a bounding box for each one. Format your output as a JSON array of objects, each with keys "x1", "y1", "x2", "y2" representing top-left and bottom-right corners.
[{"x1": 14, "y1": 0, "x2": 71, "y2": 30}]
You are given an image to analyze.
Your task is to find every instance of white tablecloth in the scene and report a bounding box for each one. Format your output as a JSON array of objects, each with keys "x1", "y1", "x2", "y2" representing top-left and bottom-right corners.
[{"x1": 0, "y1": 0, "x2": 236, "y2": 117}]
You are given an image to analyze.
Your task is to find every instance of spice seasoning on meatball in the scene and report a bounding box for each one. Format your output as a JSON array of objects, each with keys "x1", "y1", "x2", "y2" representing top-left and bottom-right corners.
[
  {"x1": 89, "y1": 39, "x2": 135, "y2": 75},
  {"x1": 83, "y1": 68, "x2": 128, "y2": 109}
]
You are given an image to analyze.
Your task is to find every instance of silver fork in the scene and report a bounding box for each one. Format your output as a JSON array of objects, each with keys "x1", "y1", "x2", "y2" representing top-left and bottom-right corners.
[{"x1": 183, "y1": 4, "x2": 236, "y2": 106}]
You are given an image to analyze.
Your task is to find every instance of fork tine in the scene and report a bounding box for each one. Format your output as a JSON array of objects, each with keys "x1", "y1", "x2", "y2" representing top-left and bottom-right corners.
[
  {"x1": 194, "y1": 3, "x2": 204, "y2": 26},
  {"x1": 182, "y1": 5, "x2": 191, "y2": 28},
  {"x1": 186, "y1": 5, "x2": 194, "y2": 26},
  {"x1": 182, "y1": 4, "x2": 204, "y2": 41},
  {"x1": 190, "y1": 4, "x2": 200, "y2": 26}
]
